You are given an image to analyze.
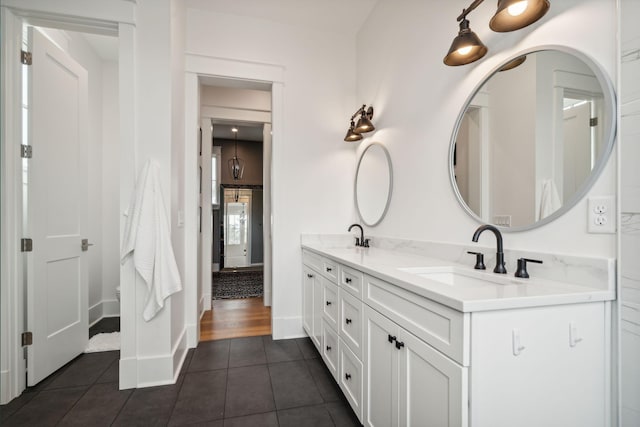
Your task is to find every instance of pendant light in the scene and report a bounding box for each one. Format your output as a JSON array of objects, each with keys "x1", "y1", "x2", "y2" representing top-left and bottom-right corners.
[
  {"x1": 490, "y1": 0, "x2": 550, "y2": 32},
  {"x1": 227, "y1": 127, "x2": 244, "y2": 181},
  {"x1": 443, "y1": 18, "x2": 488, "y2": 66}
]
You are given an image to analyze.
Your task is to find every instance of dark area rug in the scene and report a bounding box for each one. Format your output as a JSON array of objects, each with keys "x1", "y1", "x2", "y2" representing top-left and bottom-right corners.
[{"x1": 213, "y1": 269, "x2": 264, "y2": 299}]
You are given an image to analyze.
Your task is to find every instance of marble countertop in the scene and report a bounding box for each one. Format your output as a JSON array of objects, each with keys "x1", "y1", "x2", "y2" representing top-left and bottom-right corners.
[{"x1": 301, "y1": 243, "x2": 615, "y2": 312}]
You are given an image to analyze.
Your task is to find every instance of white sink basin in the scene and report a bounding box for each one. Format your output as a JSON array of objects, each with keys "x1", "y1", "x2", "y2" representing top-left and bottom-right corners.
[{"x1": 398, "y1": 266, "x2": 516, "y2": 287}]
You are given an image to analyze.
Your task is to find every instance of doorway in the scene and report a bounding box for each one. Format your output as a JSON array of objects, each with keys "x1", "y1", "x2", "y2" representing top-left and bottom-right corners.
[
  {"x1": 21, "y1": 25, "x2": 120, "y2": 385},
  {"x1": 197, "y1": 81, "x2": 273, "y2": 341}
]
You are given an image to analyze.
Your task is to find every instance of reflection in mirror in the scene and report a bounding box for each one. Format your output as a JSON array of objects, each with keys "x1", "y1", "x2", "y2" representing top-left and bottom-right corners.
[
  {"x1": 355, "y1": 143, "x2": 393, "y2": 226},
  {"x1": 451, "y1": 48, "x2": 615, "y2": 230}
]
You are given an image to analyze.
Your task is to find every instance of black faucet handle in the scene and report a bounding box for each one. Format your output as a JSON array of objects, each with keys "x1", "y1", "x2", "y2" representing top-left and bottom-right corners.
[
  {"x1": 362, "y1": 238, "x2": 370, "y2": 248},
  {"x1": 467, "y1": 251, "x2": 486, "y2": 270},
  {"x1": 514, "y1": 258, "x2": 543, "y2": 279},
  {"x1": 354, "y1": 237, "x2": 361, "y2": 247}
]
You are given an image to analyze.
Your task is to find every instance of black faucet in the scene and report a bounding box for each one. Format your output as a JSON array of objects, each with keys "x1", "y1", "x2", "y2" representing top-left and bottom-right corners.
[
  {"x1": 348, "y1": 224, "x2": 368, "y2": 247},
  {"x1": 472, "y1": 224, "x2": 507, "y2": 274}
]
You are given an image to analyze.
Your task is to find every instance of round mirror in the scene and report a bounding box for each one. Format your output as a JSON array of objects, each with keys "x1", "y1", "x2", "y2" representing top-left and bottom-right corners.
[
  {"x1": 450, "y1": 47, "x2": 616, "y2": 231},
  {"x1": 355, "y1": 142, "x2": 393, "y2": 226}
]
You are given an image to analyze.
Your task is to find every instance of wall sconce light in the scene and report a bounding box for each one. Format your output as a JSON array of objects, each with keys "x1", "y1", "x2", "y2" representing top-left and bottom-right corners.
[
  {"x1": 443, "y1": 0, "x2": 550, "y2": 66},
  {"x1": 227, "y1": 127, "x2": 245, "y2": 180},
  {"x1": 344, "y1": 104, "x2": 375, "y2": 142}
]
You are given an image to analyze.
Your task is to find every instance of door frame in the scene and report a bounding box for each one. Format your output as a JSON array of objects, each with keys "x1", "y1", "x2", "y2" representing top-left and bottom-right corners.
[
  {"x1": 184, "y1": 57, "x2": 283, "y2": 347},
  {"x1": 0, "y1": 4, "x2": 135, "y2": 404}
]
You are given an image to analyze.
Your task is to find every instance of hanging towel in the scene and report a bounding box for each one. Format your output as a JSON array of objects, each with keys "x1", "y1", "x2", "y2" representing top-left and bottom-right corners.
[
  {"x1": 121, "y1": 160, "x2": 182, "y2": 321},
  {"x1": 538, "y1": 179, "x2": 562, "y2": 220}
]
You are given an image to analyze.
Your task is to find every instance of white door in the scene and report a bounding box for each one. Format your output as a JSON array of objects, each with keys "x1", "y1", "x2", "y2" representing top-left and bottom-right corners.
[
  {"x1": 224, "y1": 189, "x2": 250, "y2": 268},
  {"x1": 563, "y1": 101, "x2": 592, "y2": 203},
  {"x1": 26, "y1": 28, "x2": 89, "y2": 386}
]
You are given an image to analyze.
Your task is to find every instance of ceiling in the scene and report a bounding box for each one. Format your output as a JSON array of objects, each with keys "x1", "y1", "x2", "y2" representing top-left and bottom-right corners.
[{"x1": 212, "y1": 122, "x2": 265, "y2": 142}]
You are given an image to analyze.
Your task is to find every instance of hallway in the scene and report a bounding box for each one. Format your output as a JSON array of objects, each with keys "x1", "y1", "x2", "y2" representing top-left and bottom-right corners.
[
  {"x1": 200, "y1": 297, "x2": 272, "y2": 341},
  {"x1": 0, "y1": 335, "x2": 360, "y2": 426}
]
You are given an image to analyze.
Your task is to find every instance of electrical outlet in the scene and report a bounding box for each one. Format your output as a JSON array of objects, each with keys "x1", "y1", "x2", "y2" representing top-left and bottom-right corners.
[{"x1": 588, "y1": 196, "x2": 615, "y2": 233}]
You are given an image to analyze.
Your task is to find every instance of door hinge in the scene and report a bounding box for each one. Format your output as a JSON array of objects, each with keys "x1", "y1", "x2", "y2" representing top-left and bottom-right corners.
[
  {"x1": 21, "y1": 144, "x2": 32, "y2": 159},
  {"x1": 21, "y1": 332, "x2": 33, "y2": 346},
  {"x1": 21, "y1": 50, "x2": 32, "y2": 65},
  {"x1": 21, "y1": 238, "x2": 33, "y2": 252},
  {"x1": 590, "y1": 117, "x2": 598, "y2": 127}
]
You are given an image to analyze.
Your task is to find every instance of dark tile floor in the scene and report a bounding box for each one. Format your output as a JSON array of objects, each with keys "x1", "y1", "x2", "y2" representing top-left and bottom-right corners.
[
  {"x1": 89, "y1": 317, "x2": 121, "y2": 338},
  {"x1": 0, "y1": 335, "x2": 361, "y2": 426}
]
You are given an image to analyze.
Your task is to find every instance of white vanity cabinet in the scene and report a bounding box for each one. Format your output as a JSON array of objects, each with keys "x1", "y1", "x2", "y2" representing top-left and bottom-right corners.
[
  {"x1": 470, "y1": 303, "x2": 607, "y2": 427},
  {"x1": 364, "y1": 302, "x2": 467, "y2": 427},
  {"x1": 302, "y1": 248, "x2": 608, "y2": 427}
]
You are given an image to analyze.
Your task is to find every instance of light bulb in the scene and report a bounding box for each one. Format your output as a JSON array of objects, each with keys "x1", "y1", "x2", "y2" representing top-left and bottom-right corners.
[
  {"x1": 507, "y1": 1, "x2": 528, "y2": 16},
  {"x1": 457, "y1": 46, "x2": 473, "y2": 56}
]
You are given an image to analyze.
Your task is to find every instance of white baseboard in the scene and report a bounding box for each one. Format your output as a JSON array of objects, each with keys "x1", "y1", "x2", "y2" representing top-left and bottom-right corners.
[
  {"x1": 119, "y1": 328, "x2": 188, "y2": 390},
  {"x1": 202, "y1": 292, "x2": 212, "y2": 311},
  {"x1": 89, "y1": 299, "x2": 121, "y2": 327},
  {"x1": 0, "y1": 369, "x2": 10, "y2": 404},
  {"x1": 272, "y1": 315, "x2": 304, "y2": 340},
  {"x1": 186, "y1": 321, "x2": 199, "y2": 348}
]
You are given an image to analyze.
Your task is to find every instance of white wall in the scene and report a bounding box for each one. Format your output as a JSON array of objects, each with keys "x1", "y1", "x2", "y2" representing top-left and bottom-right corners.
[
  {"x1": 356, "y1": 0, "x2": 617, "y2": 258},
  {"x1": 184, "y1": 5, "x2": 358, "y2": 338},
  {"x1": 101, "y1": 60, "x2": 120, "y2": 315}
]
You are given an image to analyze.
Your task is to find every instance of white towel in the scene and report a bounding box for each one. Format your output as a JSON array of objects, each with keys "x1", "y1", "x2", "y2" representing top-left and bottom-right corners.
[
  {"x1": 121, "y1": 160, "x2": 182, "y2": 321},
  {"x1": 538, "y1": 179, "x2": 562, "y2": 220}
]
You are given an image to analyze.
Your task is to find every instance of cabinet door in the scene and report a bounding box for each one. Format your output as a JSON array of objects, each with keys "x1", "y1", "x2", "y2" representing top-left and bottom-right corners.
[
  {"x1": 364, "y1": 306, "x2": 398, "y2": 427},
  {"x1": 312, "y1": 272, "x2": 323, "y2": 349},
  {"x1": 470, "y1": 303, "x2": 606, "y2": 427},
  {"x1": 398, "y1": 328, "x2": 467, "y2": 427},
  {"x1": 340, "y1": 290, "x2": 364, "y2": 359},
  {"x1": 322, "y1": 320, "x2": 340, "y2": 381},
  {"x1": 340, "y1": 339, "x2": 364, "y2": 422},
  {"x1": 323, "y1": 278, "x2": 339, "y2": 330},
  {"x1": 302, "y1": 266, "x2": 315, "y2": 340}
]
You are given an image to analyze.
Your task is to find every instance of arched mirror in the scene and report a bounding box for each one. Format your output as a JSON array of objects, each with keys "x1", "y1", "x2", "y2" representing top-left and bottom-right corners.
[
  {"x1": 355, "y1": 142, "x2": 393, "y2": 226},
  {"x1": 450, "y1": 47, "x2": 616, "y2": 231}
]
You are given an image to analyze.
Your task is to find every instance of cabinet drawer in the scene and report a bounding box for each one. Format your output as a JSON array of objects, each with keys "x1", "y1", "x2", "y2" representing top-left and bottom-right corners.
[
  {"x1": 339, "y1": 340, "x2": 363, "y2": 422},
  {"x1": 340, "y1": 264, "x2": 363, "y2": 298},
  {"x1": 322, "y1": 320, "x2": 340, "y2": 381},
  {"x1": 364, "y1": 274, "x2": 469, "y2": 365},
  {"x1": 340, "y1": 290, "x2": 364, "y2": 359},
  {"x1": 322, "y1": 279, "x2": 339, "y2": 330},
  {"x1": 322, "y1": 258, "x2": 339, "y2": 283},
  {"x1": 302, "y1": 250, "x2": 323, "y2": 272}
]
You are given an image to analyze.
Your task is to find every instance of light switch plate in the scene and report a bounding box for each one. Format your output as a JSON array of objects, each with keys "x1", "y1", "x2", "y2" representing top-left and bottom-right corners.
[{"x1": 587, "y1": 196, "x2": 616, "y2": 233}]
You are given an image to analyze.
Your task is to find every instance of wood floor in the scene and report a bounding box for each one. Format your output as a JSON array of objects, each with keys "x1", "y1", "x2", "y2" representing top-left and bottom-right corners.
[{"x1": 199, "y1": 297, "x2": 272, "y2": 341}]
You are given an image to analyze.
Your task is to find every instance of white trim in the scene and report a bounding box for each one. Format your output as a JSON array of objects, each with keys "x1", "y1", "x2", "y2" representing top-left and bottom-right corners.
[
  {"x1": 271, "y1": 316, "x2": 305, "y2": 340},
  {"x1": 0, "y1": 0, "x2": 135, "y2": 29},
  {"x1": 185, "y1": 72, "x2": 200, "y2": 349},
  {"x1": 0, "y1": 6, "x2": 26, "y2": 405},
  {"x1": 89, "y1": 300, "x2": 121, "y2": 326},
  {"x1": 185, "y1": 53, "x2": 285, "y2": 84},
  {"x1": 120, "y1": 327, "x2": 188, "y2": 389},
  {"x1": 185, "y1": 58, "x2": 283, "y2": 340}
]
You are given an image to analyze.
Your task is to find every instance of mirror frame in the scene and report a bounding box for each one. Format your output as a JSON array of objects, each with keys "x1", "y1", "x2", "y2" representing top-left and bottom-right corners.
[
  {"x1": 355, "y1": 142, "x2": 393, "y2": 227},
  {"x1": 449, "y1": 45, "x2": 617, "y2": 232}
]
